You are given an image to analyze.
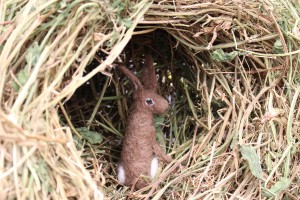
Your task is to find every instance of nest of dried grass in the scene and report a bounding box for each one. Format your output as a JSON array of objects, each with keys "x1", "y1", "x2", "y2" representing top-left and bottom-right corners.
[{"x1": 1, "y1": 0, "x2": 300, "y2": 199}]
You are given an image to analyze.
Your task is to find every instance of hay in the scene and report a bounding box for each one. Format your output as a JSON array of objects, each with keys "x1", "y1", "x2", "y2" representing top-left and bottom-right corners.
[
  {"x1": 0, "y1": 0, "x2": 150, "y2": 199},
  {"x1": 1, "y1": 0, "x2": 300, "y2": 199}
]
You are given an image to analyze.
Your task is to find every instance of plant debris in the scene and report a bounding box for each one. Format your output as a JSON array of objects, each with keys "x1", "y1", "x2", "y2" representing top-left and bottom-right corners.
[{"x1": 1, "y1": 0, "x2": 300, "y2": 199}]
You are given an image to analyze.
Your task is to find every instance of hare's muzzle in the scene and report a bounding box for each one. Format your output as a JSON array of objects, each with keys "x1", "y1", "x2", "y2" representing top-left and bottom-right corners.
[{"x1": 154, "y1": 96, "x2": 169, "y2": 114}]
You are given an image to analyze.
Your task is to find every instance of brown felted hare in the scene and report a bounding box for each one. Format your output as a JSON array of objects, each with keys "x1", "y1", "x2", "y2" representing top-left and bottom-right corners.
[{"x1": 117, "y1": 53, "x2": 173, "y2": 189}]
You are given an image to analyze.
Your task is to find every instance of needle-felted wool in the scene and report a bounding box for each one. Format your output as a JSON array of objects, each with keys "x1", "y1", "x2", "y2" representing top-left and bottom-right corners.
[{"x1": 118, "y1": 53, "x2": 172, "y2": 189}]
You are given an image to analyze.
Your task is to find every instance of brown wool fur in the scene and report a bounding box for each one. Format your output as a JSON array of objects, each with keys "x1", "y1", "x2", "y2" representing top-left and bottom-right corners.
[{"x1": 118, "y1": 53, "x2": 173, "y2": 189}]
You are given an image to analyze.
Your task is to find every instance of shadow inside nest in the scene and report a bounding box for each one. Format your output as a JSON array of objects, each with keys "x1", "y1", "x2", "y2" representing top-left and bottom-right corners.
[{"x1": 59, "y1": 30, "x2": 223, "y2": 194}]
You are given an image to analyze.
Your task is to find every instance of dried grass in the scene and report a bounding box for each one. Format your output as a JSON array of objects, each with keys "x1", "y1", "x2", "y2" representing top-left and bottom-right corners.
[
  {"x1": 1, "y1": 0, "x2": 300, "y2": 199},
  {"x1": 0, "y1": 0, "x2": 150, "y2": 199}
]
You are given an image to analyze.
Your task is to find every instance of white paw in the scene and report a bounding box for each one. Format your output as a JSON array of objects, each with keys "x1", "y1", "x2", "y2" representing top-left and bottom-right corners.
[
  {"x1": 150, "y1": 156, "x2": 159, "y2": 179},
  {"x1": 117, "y1": 164, "x2": 125, "y2": 184}
]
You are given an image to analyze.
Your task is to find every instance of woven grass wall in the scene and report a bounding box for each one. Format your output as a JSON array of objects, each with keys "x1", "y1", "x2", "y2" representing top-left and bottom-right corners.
[{"x1": 1, "y1": 0, "x2": 300, "y2": 199}]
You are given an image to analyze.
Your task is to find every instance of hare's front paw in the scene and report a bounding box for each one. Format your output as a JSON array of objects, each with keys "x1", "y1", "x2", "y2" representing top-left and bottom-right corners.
[
  {"x1": 153, "y1": 142, "x2": 173, "y2": 163},
  {"x1": 117, "y1": 164, "x2": 126, "y2": 184}
]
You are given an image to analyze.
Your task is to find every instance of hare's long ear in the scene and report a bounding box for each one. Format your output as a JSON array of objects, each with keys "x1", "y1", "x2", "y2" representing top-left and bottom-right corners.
[
  {"x1": 141, "y1": 53, "x2": 157, "y2": 91},
  {"x1": 118, "y1": 64, "x2": 143, "y2": 92}
]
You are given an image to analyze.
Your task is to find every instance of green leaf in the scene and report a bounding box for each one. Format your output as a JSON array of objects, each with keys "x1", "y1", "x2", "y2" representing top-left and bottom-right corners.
[
  {"x1": 17, "y1": 69, "x2": 29, "y2": 84},
  {"x1": 73, "y1": 134, "x2": 84, "y2": 150},
  {"x1": 25, "y1": 41, "x2": 42, "y2": 66},
  {"x1": 211, "y1": 49, "x2": 238, "y2": 62},
  {"x1": 112, "y1": 0, "x2": 124, "y2": 9},
  {"x1": 122, "y1": 18, "x2": 132, "y2": 28},
  {"x1": 240, "y1": 145, "x2": 263, "y2": 179},
  {"x1": 262, "y1": 177, "x2": 291, "y2": 198},
  {"x1": 13, "y1": 41, "x2": 42, "y2": 92},
  {"x1": 12, "y1": 82, "x2": 19, "y2": 92},
  {"x1": 76, "y1": 127, "x2": 103, "y2": 145},
  {"x1": 154, "y1": 116, "x2": 165, "y2": 126},
  {"x1": 112, "y1": 0, "x2": 126, "y2": 15},
  {"x1": 154, "y1": 116, "x2": 167, "y2": 153},
  {"x1": 272, "y1": 39, "x2": 284, "y2": 54},
  {"x1": 108, "y1": 31, "x2": 120, "y2": 47},
  {"x1": 60, "y1": 1, "x2": 67, "y2": 9},
  {"x1": 12, "y1": 69, "x2": 29, "y2": 92},
  {"x1": 154, "y1": 116, "x2": 166, "y2": 137}
]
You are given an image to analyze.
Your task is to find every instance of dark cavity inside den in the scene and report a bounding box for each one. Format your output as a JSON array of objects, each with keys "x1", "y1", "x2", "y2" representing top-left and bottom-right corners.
[{"x1": 60, "y1": 30, "x2": 221, "y2": 188}]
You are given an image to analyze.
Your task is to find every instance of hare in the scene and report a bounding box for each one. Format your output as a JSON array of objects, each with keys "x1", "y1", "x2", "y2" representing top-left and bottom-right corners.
[{"x1": 117, "y1": 53, "x2": 173, "y2": 189}]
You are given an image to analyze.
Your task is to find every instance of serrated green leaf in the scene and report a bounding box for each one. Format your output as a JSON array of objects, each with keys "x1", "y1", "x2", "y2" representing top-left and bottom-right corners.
[
  {"x1": 240, "y1": 145, "x2": 263, "y2": 179},
  {"x1": 76, "y1": 127, "x2": 103, "y2": 144},
  {"x1": 262, "y1": 177, "x2": 291, "y2": 198},
  {"x1": 211, "y1": 49, "x2": 238, "y2": 62}
]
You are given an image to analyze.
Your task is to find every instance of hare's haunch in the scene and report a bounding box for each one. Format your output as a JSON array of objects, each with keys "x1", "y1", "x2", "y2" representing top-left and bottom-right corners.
[{"x1": 117, "y1": 53, "x2": 172, "y2": 189}]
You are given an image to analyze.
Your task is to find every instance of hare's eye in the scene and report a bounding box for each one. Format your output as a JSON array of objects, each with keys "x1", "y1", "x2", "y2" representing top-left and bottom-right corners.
[{"x1": 145, "y1": 98, "x2": 155, "y2": 106}]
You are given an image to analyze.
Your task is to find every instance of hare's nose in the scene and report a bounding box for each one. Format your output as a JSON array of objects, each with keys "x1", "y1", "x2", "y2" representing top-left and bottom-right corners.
[{"x1": 161, "y1": 98, "x2": 169, "y2": 110}]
